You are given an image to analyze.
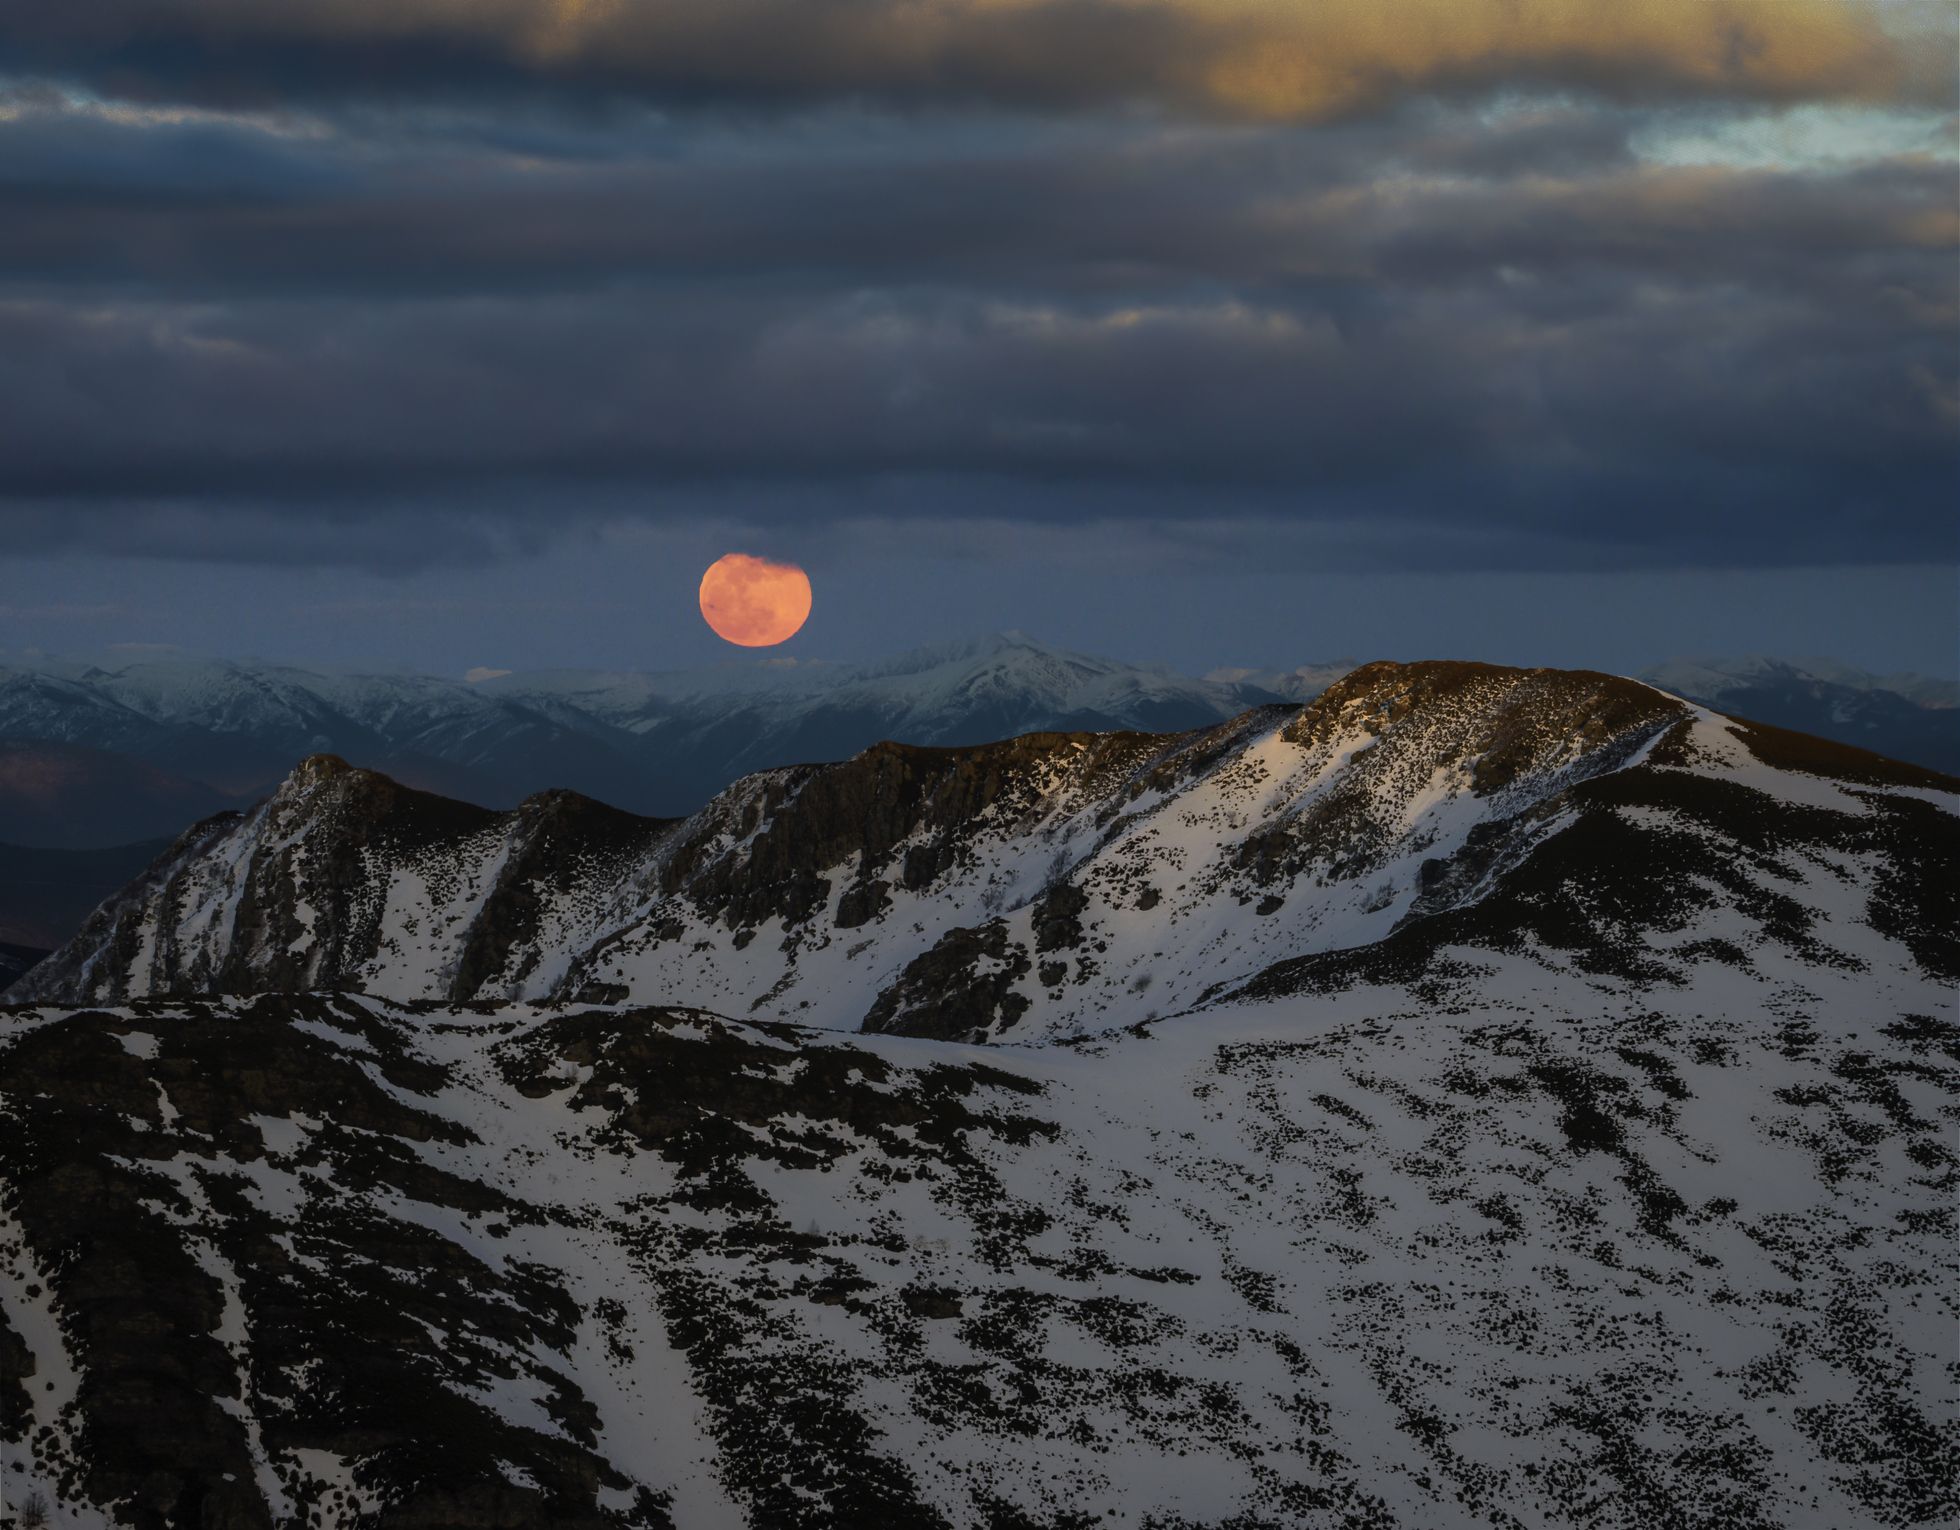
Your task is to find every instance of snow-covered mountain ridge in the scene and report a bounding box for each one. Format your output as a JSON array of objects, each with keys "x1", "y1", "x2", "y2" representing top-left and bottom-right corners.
[
  {"x1": 3, "y1": 658, "x2": 1956, "y2": 1527},
  {"x1": 18, "y1": 660, "x2": 1955, "y2": 1045},
  {"x1": 5, "y1": 644, "x2": 1951, "y2": 860}
]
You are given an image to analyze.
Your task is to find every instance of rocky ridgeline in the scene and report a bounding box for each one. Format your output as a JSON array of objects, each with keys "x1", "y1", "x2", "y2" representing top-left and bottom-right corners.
[{"x1": 16, "y1": 661, "x2": 1957, "y2": 1050}]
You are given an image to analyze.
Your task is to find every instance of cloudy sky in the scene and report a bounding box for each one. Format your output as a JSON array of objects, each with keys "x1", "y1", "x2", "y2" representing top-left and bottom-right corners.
[{"x1": 1, "y1": 0, "x2": 1954, "y2": 677}]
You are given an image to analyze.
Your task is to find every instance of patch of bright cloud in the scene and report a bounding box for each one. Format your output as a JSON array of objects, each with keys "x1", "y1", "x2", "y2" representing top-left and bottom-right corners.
[
  {"x1": 1632, "y1": 103, "x2": 1957, "y2": 170},
  {"x1": 0, "y1": 77, "x2": 328, "y2": 139},
  {"x1": 464, "y1": 666, "x2": 512, "y2": 683}
]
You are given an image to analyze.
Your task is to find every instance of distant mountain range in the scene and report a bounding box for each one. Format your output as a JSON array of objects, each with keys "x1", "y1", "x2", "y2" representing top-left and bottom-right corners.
[
  {"x1": 0, "y1": 634, "x2": 1280, "y2": 845},
  {"x1": 4, "y1": 640, "x2": 1951, "y2": 849},
  {"x1": 1639, "y1": 656, "x2": 1958, "y2": 774},
  {"x1": 1201, "y1": 660, "x2": 1362, "y2": 700}
]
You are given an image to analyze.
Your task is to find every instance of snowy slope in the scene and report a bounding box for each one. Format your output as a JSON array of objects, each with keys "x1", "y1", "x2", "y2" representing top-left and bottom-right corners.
[
  {"x1": 2, "y1": 658, "x2": 1955, "y2": 1528},
  {"x1": 3, "y1": 971, "x2": 1953, "y2": 1527},
  {"x1": 21, "y1": 661, "x2": 1956, "y2": 1054}
]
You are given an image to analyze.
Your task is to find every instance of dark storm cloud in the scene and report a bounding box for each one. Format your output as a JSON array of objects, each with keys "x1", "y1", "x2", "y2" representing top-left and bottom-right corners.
[
  {"x1": 6, "y1": 0, "x2": 1947, "y2": 120},
  {"x1": 0, "y1": 102, "x2": 1947, "y2": 311},
  {"x1": 4, "y1": 90, "x2": 1954, "y2": 300},
  {"x1": 1, "y1": 197, "x2": 1950, "y2": 572},
  {"x1": 0, "y1": 102, "x2": 1631, "y2": 298},
  {"x1": 0, "y1": 3, "x2": 1953, "y2": 577}
]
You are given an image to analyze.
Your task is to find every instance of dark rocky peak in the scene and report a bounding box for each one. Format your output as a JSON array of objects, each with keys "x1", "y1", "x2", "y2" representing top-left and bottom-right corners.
[
  {"x1": 1286, "y1": 659, "x2": 1682, "y2": 782},
  {"x1": 269, "y1": 751, "x2": 497, "y2": 842},
  {"x1": 262, "y1": 755, "x2": 673, "y2": 878},
  {"x1": 286, "y1": 750, "x2": 353, "y2": 784},
  {"x1": 654, "y1": 726, "x2": 1215, "y2": 932},
  {"x1": 9, "y1": 755, "x2": 674, "y2": 1006},
  {"x1": 511, "y1": 785, "x2": 677, "y2": 852}
]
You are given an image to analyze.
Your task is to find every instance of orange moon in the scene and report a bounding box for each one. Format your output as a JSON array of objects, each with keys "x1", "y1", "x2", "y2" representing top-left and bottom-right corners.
[{"x1": 698, "y1": 553, "x2": 812, "y2": 647}]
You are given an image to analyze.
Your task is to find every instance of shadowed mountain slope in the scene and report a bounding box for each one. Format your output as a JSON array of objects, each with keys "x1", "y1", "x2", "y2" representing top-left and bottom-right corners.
[
  {"x1": 18, "y1": 661, "x2": 1955, "y2": 1044},
  {"x1": 0, "y1": 740, "x2": 237, "y2": 850},
  {"x1": 0, "y1": 837, "x2": 175, "y2": 955}
]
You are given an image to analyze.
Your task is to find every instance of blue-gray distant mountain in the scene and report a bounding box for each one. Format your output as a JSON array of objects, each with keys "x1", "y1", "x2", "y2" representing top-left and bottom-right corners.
[
  {"x1": 1640, "y1": 656, "x2": 1959, "y2": 775},
  {"x1": 0, "y1": 635, "x2": 1284, "y2": 842},
  {"x1": 0, "y1": 739, "x2": 238, "y2": 850}
]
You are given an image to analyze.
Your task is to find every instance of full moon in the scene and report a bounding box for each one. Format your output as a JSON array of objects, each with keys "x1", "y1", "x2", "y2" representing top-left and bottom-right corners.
[{"x1": 698, "y1": 552, "x2": 813, "y2": 647}]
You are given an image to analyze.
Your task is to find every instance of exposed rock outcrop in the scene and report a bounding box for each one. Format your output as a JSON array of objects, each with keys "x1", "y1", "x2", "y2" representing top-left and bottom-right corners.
[{"x1": 16, "y1": 663, "x2": 1958, "y2": 1052}]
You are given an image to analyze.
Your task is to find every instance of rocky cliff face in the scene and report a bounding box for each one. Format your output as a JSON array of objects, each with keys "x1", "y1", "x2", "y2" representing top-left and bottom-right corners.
[{"x1": 4, "y1": 660, "x2": 1955, "y2": 1529}]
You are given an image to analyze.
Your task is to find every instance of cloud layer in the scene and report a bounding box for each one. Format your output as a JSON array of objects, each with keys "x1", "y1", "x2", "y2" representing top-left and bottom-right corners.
[
  {"x1": 9, "y1": 0, "x2": 1950, "y2": 118},
  {"x1": 0, "y1": 1, "x2": 1953, "y2": 573}
]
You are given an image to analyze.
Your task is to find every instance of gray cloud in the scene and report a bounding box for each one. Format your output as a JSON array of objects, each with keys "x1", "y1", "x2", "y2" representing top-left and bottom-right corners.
[
  {"x1": 2, "y1": 96, "x2": 1946, "y2": 309},
  {"x1": 0, "y1": 6, "x2": 1951, "y2": 581},
  {"x1": 7, "y1": 1, "x2": 1949, "y2": 120},
  {"x1": 0, "y1": 250, "x2": 1948, "y2": 571}
]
